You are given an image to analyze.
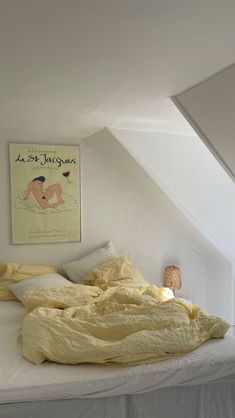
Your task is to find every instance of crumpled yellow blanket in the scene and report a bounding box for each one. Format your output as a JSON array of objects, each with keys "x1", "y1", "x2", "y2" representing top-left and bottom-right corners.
[{"x1": 21, "y1": 258, "x2": 230, "y2": 365}]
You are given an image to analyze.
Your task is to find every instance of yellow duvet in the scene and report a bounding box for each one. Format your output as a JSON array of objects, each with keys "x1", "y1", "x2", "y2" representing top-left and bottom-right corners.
[{"x1": 21, "y1": 281, "x2": 229, "y2": 365}]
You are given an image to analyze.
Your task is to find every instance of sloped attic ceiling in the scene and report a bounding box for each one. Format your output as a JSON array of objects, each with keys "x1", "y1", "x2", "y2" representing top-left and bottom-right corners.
[
  {"x1": 112, "y1": 127, "x2": 235, "y2": 262},
  {"x1": 173, "y1": 64, "x2": 235, "y2": 182},
  {"x1": 0, "y1": 0, "x2": 235, "y2": 138}
]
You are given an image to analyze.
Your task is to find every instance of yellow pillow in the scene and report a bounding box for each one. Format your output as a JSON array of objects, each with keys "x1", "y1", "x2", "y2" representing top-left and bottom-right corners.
[
  {"x1": 84, "y1": 256, "x2": 148, "y2": 291},
  {"x1": 0, "y1": 262, "x2": 57, "y2": 301}
]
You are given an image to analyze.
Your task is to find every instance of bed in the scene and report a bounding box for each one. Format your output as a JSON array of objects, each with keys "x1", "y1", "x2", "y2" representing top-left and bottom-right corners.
[{"x1": 1, "y1": 300, "x2": 235, "y2": 418}]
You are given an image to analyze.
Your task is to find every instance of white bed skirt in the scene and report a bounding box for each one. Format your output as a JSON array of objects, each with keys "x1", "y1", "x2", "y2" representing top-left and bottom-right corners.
[{"x1": 1, "y1": 378, "x2": 235, "y2": 418}]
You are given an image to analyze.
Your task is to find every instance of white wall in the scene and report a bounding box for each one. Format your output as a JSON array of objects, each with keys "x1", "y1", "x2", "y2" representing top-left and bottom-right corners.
[
  {"x1": 0, "y1": 130, "x2": 232, "y2": 322},
  {"x1": 113, "y1": 128, "x2": 235, "y2": 261}
]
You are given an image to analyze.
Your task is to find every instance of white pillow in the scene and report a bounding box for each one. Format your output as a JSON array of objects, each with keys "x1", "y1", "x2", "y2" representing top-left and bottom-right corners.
[
  {"x1": 8, "y1": 273, "x2": 72, "y2": 301},
  {"x1": 62, "y1": 241, "x2": 118, "y2": 283}
]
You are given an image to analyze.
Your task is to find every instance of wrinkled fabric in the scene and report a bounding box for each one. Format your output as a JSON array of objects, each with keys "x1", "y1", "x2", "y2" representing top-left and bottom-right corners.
[
  {"x1": 1, "y1": 301, "x2": 235, "y2": 405},
  {"x1": 22, "y1": 284, "x2": 102, "y2": 312},
  {"x1": 0, "y1": 262, "x2": 57, "y2": 301},
  {"x1": 84, "y1": 256, "x2": 148, "y2": 290},
  {"x1": 21, "y1": 284, "x2": 229, "y2": 365}
]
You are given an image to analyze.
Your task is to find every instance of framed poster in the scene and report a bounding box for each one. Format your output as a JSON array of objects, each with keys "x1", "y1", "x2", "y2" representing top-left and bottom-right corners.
[{"x1": 9, "y1": 143, "x2": 81, "y2": 244}]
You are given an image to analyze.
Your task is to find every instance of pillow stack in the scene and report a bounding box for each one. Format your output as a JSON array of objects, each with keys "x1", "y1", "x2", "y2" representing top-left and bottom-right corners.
[
  {"x1": 0, "y1": 241, "x2": 118, "y2": 302},
  {"x1": 1, "y1": 241, "x2": 147, "y2": 303},
  {"x1": 0, "y1": 263, "x2": 58, "y2": 301},
  {"x1": 62, "y1": 241, "x2": 118, "y2": 283}
]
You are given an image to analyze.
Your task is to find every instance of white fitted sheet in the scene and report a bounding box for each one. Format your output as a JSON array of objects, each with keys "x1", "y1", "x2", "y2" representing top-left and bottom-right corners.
[{"x1": 1, "y1": 301, "x2": 235, "y2": 405}]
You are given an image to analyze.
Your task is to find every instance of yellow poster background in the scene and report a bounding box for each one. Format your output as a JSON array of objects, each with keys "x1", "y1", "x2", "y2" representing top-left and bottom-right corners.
[{"x1": 10, "y1": 143, "x2": 81, "y2": 244}]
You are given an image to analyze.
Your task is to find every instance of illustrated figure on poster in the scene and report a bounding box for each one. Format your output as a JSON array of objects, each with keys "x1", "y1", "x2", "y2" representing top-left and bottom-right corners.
[
  {"x1": 24, "y1": 176, "x2": 65, "y2": 209},
  {"x1": 14, "y1": 175, "x2": 78, "y2": 214}
]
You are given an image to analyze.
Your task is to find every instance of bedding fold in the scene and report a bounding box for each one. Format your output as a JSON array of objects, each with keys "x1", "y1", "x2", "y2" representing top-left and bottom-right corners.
[{"x1": 21, "y1": 284, "x2": 229, "y2": 365}]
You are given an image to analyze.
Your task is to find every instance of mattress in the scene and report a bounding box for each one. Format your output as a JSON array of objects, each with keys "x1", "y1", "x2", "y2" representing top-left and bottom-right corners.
[{"x1": 1, "y1": 301, "x2": 235, "y2": 405}]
